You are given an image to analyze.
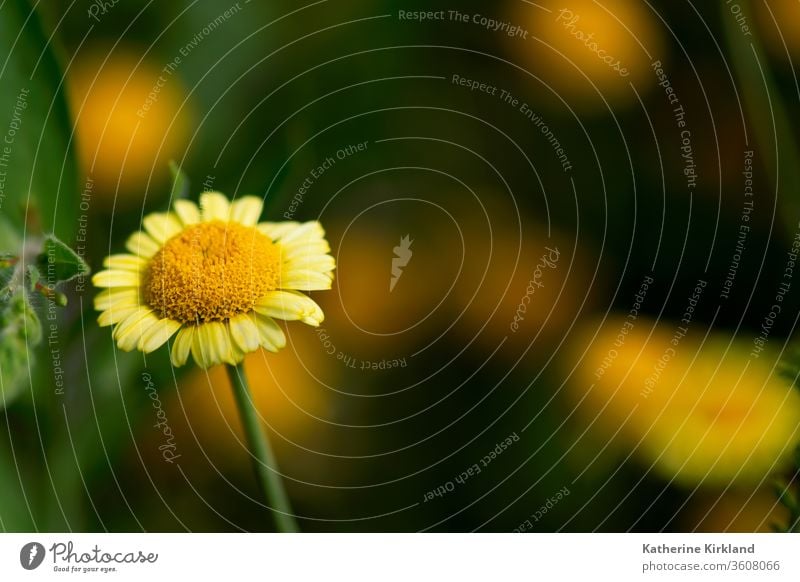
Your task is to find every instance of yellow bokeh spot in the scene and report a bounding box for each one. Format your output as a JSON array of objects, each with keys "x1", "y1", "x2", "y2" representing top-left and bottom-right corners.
[
  {"x1": 453, "y1": 225, "x2": 597, "y2": 355},
  {"x1": 320, "y1": 215, "x2": 460, "y2": 359},
  {"x1": 162, "y1": 329, "x2": 333, "y2": 470},
  {"x1": 68, "y1": 49, "x2": 191, "y2": 202},
  {"x1": 514, "y1": 0, "x2": 664, "y2": 109},
  {"x1": 567, "y1": 316, "x2": 800, "y2": 486}
]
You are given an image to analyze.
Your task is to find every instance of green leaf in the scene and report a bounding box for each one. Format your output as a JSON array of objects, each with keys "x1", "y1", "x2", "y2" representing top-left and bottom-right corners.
[
  {"x1": 0, "y1": 0, "x2": 79, "y2": 241},
  {"x1": 0, "y1": 331, "x2": 29, "y2": 407},
  {"x1": 36, "y1": 234, "x2": 89, "y2": 284},
  {"x1": 0, "y1": 290, "x2": 39, "y2": 409},
  {"x1": 169, "y1": 160, "x2": 191, "y2": 200}
]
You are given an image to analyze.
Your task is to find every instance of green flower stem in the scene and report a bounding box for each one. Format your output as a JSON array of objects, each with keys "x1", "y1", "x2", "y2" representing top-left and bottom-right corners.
[{"x1": 227, "y1": 362, "x2": 300, "y2": 532}]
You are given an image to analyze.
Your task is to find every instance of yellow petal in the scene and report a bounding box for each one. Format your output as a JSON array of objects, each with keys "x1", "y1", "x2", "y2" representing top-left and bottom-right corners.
[
  {"x1": 102, "y1": 254, "x2": 148, "y2": 272},
  {"x1": 115, "y1": 309, "x2": 158, "y2": 352},
  {"x1": 230, "y1": 196, "x2": 264, "y2": 226},
  {"x1": 279, "y1": 221, "x2": 325, "y2": 244},
  {"x1": 254, "y1": 315, "x2": 286, "y2": 352},
  {"x1": 229, "y1": 313, "x2": 261, "y2": 353},
  {"x1": 280, "y1": 268, "x2": 333, "y2": 291},
  {"x1": 112, "y1": 306, "x2": 152, "y2": 337},
  {"x1": 257, "y1": 221, "x2": 300, "y2": 241},
  {"x1": 209, "y1": 321, "x2": 238, "y2": 365},
  {"x1": 191, "y1": 327, "x2": 212, "y2": 369},
  {"x1": 92, "y1": 269, "x2": 141, "y2": 288},
  {"x1": 200, "y1": 192, "x2": 231, "y2": 222},
  {"x1": 255, "y1": 290, "x2": 324, "y2": 326},
  {"x1": 173, "y1": 199, "x2": 200, "y2": 226},
  {"x1": 281, "y1": 239, "x2": 331, "y2": 260},
  {"x1": 143, "y1": 212, "x2": 183, "y2": 244},
  {"x1": 95, "y1": 288, "x2": 140, "y2": 311},
  {"x1": 98, "y1": 304, "x2": 140, "y2": 327},
  {"x1": 194, "y1": 321, "x2": 237, "y2": 367},
  {"x1": 283, "y1": 254, "x2": 336, "y2": 274},
  {"x1": 214, "y1": 321, "x2": 244, "y2": 365},
  {"x1": 125, "y1": 231, "x2": 160, "y2": 258},
  {"x1": 198, "y1": 323, "x2": 219, "y2": 367},
  {"x1": 229, "y1": 333, "x2": 245, "y2": 364},
  {"x1": 171, "y1": 326, "x2": 195, "y2": 367},
  {"x1": 138, "y1": 318, "x2": 182, "y2": 353}
]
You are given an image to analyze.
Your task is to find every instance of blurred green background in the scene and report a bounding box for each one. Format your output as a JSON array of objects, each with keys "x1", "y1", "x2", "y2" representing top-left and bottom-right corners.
[{"x1": 1, "y1": 0, "x2": 800, "y2": 532}]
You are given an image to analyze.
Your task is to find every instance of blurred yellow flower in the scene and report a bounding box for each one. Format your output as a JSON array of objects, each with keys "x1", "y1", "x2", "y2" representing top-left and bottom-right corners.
[
  {"x1": 567, "y1": 316, "x2": 800, "y2": 486},
  {"x1": 93, "y1": 192, "x2": 335, "y2": 368},
  {"x1": 513, "y1": 0, "x2": 664, "y2": 110},
  {"x1": 68, "y1": 49, "x2": 191, "y2": 202}
]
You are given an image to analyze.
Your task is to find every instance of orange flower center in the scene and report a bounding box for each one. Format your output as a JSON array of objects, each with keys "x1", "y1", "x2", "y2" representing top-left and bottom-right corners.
[{"x1": 145, "y1": 221, "x2": 280, "y2": 323}]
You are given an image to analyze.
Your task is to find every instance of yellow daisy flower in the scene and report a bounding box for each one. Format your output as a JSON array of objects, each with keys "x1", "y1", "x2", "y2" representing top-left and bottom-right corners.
[{"x1": 93, "y1": 192, "x2": 334, "y2": 369}]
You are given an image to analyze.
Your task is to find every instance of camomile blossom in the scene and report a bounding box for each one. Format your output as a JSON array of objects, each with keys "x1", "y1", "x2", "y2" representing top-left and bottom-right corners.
[{"x1": 93, "y1": 192, "x2": 334, "y2": 368}]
